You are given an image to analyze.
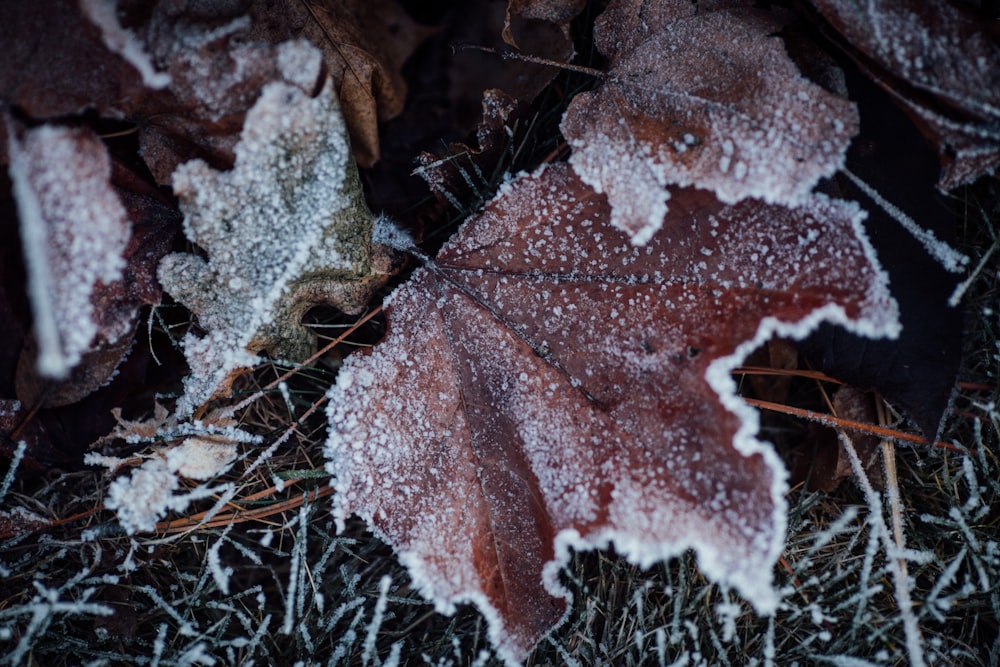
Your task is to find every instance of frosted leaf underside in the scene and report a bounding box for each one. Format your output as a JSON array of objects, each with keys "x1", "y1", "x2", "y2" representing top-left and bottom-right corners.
[
  {"x1": 561, "y1": 0, "x2": 858, "y2": 244},
  {"x1": 325, "y1": 164, "x2": 897, "y2": 665}
]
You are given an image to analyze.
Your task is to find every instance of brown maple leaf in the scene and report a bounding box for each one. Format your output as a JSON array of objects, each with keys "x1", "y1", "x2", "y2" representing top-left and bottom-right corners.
[
  {"x1": 809, "y1": 0, "x2": 1000, "y2": 190},
  {"x1": 561, "y1": 0, "x2": 858, "y2": 244},
  {"x1": 324, "y1": 163, "x2": 898, "y2": 664}
]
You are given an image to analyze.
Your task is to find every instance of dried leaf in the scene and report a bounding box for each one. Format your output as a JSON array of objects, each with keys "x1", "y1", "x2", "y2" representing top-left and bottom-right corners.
[
  {"x1": 810, "y1": 0, "x2": 1000, "y2": 189},
  {"x1": 415, "y1": 89, "x2": 521, "y2": 209},
  {"x1": 325, "y1": 163, "x2": 898, "y2": 663},
  {"x1": 248, "y1": 0, "x2": 434, "y2": 168},
  {"x1": 800, "y1": 68, "x2": 965, "y2": 438},
  {"x1": 0, "y1": 400, "x2": 61, "y2": 472},
  {"x1": 158, "y1": 64, "x2": 398, "y2": 416},
  {"x1": 0, "y1": 0, "x2": 148, "y2": 158},
  {"x1": 502, "y1": 0, "x2": 586, "y2": 52},
  {"x1": 130, "y1": 11, "x2": 327, "y2": 185},
  {"x1": 0, "y1": 507, "x2": 51, "y2": 540},
  {"x1": 14, "y1": 162, "x2": 179, "y2": 409},
  {"x1": 561, "y1": 0, "x2": 858, "y2": 244}
]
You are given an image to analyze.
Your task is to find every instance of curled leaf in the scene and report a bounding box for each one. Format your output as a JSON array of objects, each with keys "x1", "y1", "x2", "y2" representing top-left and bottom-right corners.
[
  {"x1": 809, "y1": 0, "x2": 1000, "y2": 189},
  {"x1": 6, "y1": 122, "x2": 130, "y2": 381}
]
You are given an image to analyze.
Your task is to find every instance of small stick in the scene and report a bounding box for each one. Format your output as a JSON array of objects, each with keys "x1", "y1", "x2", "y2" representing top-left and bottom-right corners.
[
  {"x1": 743, "y1": 397, "x2": 963, "y2": 452},
  {"x1": 453, "y1": 43, "x2": 606, "y2": 78},
  {"x1": 734, "y1": 366, "x2": 843, "y2": 384}
]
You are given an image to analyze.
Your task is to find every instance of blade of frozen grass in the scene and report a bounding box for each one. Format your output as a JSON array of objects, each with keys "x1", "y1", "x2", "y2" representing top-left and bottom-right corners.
[{"x1": 839, "y1": 432, "x2": 926, "y2": 667}]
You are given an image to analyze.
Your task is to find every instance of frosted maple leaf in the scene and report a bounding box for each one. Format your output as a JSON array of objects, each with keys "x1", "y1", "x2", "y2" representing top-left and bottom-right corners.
[{"x1": 324, "y1": 163, "x2": 898, "y2": 664}]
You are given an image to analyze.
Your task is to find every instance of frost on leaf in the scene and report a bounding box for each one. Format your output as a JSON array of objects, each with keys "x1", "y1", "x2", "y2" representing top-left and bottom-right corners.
[
  {"x1": 6, "y1": 123, "x2": 129, "y2": 380},
  {"x1": 810, "y1": 0, "x2": 1000, "y2": 190},
  {"x1": 561, "y1": 0, "x2": 858, "y2": 244},
  {"x1": 324, "y1": 163, "x2": 898, "y2": 665},
  {"x1": 158, "y1": 71, "x2": 398, "y2": 416}
]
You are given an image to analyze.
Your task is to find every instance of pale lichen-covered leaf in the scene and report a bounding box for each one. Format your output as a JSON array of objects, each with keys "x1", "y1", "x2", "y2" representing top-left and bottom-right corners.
[
  {"x1": 158, "y1": 60, "x2": 397, "y2": 416},
  {"x1": 6, "y1": 122, "x2": 129, "y2": 380},
  {"x1": 809, "y1": 0, "x2": 1000, "y2": 190},
  {"x1": 561, "y1": 0, "x2": 858, "y2": 244},
  {"x1": 325, "y1": 163, "x2": 898, "y2": 665}
]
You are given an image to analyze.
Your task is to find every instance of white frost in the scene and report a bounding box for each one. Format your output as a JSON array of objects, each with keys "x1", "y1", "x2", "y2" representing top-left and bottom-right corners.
[{"x1": 80, "y1": 0, "x2": 171, "y2": 89}]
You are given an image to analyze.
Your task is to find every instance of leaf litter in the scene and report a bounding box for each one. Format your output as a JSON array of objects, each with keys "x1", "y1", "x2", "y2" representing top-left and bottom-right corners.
[{"x1": 0, "y1": 0, "x2": 998, "y2": 665}]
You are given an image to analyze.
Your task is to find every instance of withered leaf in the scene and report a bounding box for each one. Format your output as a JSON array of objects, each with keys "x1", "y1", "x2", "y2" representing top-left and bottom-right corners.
[
  {"x1": 158, "y1": 67, "x2": 398, "y2": 416},
  {"x1": 561, "y1": 0, "x2": 858, "y2": 244},
  {"x1": 6, "y1": 122, "x2": 131, "y2": 384},
  {"x1": 248, "y1": 0, "x2": 434, "y2": 168},
  {"x1": 502, "y1": 0, "x2": 585, "y2": 55},
  {"x1": 800, "y1": 66, "x2": 965, "y2": 439},
  {"x1": 130, "y1": 9, "x2": 328, "y2": 185},
  {"x1": 416, "y1": 89, "x2": 521, "y2": 210},
  {"x1": 809, "y1": 0, "x2": 1000, "y2": 190},
  {"x1": 0, "y1": 0, "x2": 148, "y2": 159},
  {"x1": 325, "y1": 163, "x2": 898, "y2": 664},
  {"x1": 0, "y1": 507, "x2": 51, "y2": 541},
  {"x1": 14, "y1": 160, "x2": 179, "y2": 409}
]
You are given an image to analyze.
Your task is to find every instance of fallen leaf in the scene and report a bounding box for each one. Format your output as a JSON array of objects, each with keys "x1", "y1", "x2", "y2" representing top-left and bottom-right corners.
[
  {"x1": 0, "y1": 0, "x2": 148, "y2": 159},
  {"x1": 0, "y1": 399, "x2": 61, "y2": 473},
  {"x1": 158, "y1": 59, "x2": 399, "y2": 416},
  {"x1": 6, "y1": 122, "x2": 131, "y2": 382},
  {"x1": 561, "y1": 0, "x2": 858, "y2": 244},
  {"x1": 800, "y1": 65, "x2": 965, "y2": 438},
  {"x1": 0, "y1": 507, "x2": 51, "y2": 540},
  {"x1": 325, "y1": 163, "x2": 898, "y2": 664},
  {"x1": 450, "y1": 0, "x2": 576, "y2": 119},
  {"x1": 14, "y1": 159, "x2": 179, "y2": 409},
  {"x1": 809, "y1": 0, "x2": 1000, "y2": 190},
  {"x1": 130, "y1": 9, "x2": 328, "y2": 185},
  {"x1": 248, "y1": 0, "x2": 434, "y2": 168},
  {"x1": 415, "y1": 89, "x2": 522, "y2": 211}
]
